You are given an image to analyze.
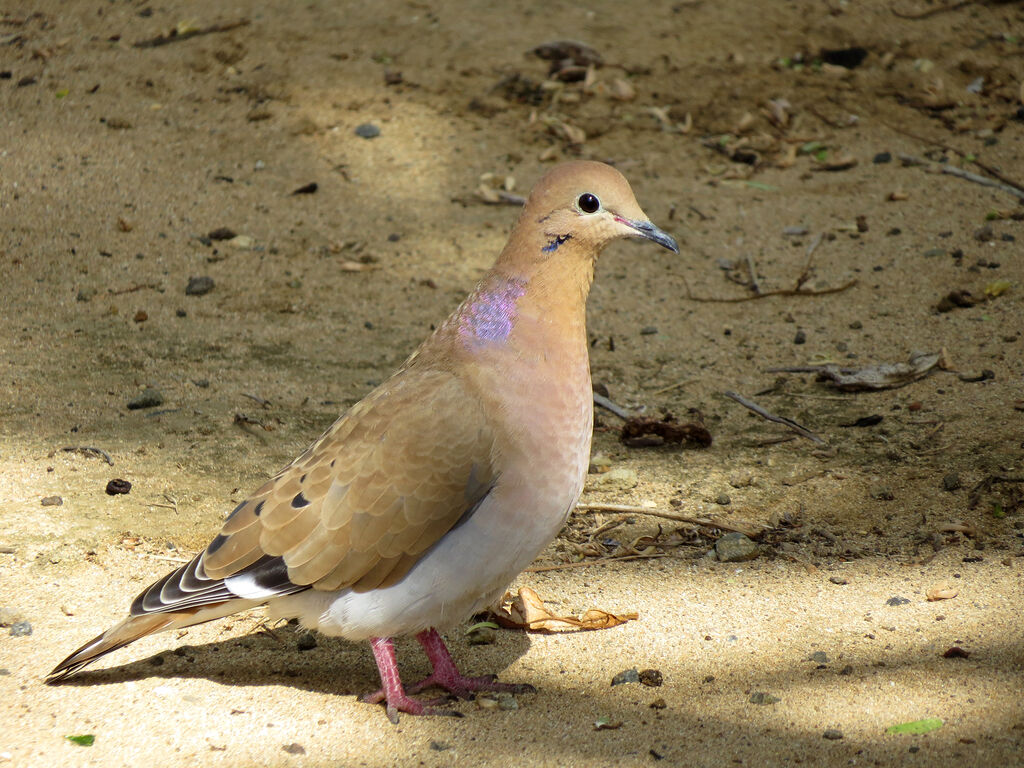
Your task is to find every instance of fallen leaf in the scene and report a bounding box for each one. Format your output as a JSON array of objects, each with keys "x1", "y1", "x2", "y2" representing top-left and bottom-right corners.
[
  {"x1": 489, "y1": 586, "x2": 637, "y2": 632},
  {"x1": 984, "y1": 279, "x2": 1011, "y2": 298},
  {"x1": 66, "y1": 735, "x2": 95, "y2": 747},
  {"x1": 886, "y1": 717, "x2": 943, "y2": 735},
  {"x1": 773, "y1": 352, "x2": 940, "y2": 391}
]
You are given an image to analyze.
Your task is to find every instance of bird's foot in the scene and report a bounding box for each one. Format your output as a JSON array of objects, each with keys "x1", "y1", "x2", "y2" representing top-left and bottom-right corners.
[{"x1": 358, "y1": 687, "x2": 463, "y2": 724}]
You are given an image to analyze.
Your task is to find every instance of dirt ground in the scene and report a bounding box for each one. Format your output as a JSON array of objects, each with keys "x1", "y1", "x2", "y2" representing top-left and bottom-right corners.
[{"x1": 1, "y1": 1, "x2": 1023, "y2": 766}]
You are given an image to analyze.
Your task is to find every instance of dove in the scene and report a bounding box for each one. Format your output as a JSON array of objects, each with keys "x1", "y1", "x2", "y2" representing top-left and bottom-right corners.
[{"x1": 47, "y1": 160, "x2": 679, "y2": 721}]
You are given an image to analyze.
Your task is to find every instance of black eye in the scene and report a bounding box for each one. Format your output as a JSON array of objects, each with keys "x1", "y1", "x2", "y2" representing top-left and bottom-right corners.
[{"x1": 577, "y1": 193, "x2": 600, "y2": 214}]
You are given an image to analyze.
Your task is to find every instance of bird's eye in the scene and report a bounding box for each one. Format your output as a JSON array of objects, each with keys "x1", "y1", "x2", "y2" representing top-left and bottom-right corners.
[{"x1": 577, "y1": 193, "x2": 600, "y2": 214}]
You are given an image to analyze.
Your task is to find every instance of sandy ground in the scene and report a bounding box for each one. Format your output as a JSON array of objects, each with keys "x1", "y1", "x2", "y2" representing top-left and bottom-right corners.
[{"x1": 1, "y1": 1, "x2": 1023, "y2": 766}]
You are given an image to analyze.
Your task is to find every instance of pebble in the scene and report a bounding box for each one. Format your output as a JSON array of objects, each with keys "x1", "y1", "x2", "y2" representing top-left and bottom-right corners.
[
  {"x1": 281, "y1": 743, "x2": 306, "y2": 755},
  {"x1": 611, "y1": 668, "x2": 640, "y2": 686},
  {"x1": 714, "y1": 492, "x2": 731, "y2": 506},
  {"x1": 848, "y1": 320, "x2": 863, "y2": 330},
  {"x1": 783, "y1": 226, "x2": 809, "y2": 236},
  {"x1": 809, "y1": 651, "x2": 830, "y2": 664},
  {"x1": 823, "y1": 729, "x2": 844, "y2": 740},
  {"x1": 584, "y1": 467, "x2": 638, "y2": 492},
  {"x1": 639, "y1": 669, "x2": 663, "y2": 687},
  {"x1": 870, "y1": 485, "x2": 894, "y2": 501},
  {"x1": 208, "y1": 227, "x2": 237, "y2": 241},
  {"x1": 296, "y1": 633, "x2": 317, "y2": 651},
  {"x1": 466, "y1": 625, "x2": 496, "y2": 645},
  {"x1": 829, "y1": 576, "x2": 849, "y2": 585},
  {"x1": 942, "y1": 473, "x2": 961, "y2": 491},
  {"x1": 355, "y1": 123, "x2": 381, "y2": 139},
  {"x1": 429, "y1": 741, "x2": 451, "y2": 751},
  {"x1": 793, "y1": 329, "x2": 806, "y2": 344},
  {"x1": 886, "y1": 596, "x2": 910, "y2": 606},
  {"x1": 974, "y1": 225, "x2": 994, "y2": 242},
  {"x1": 185, "y1": 276, "x2": 215, "y2": 296},
  {"x1": 228, "y1": 235, "x2": 254, "y2": 249},
  {"x1": 588, "y1": 453, "x2": 613, "y2": 474},
  {"x1": 640, "y1": 326, "x2": 658, "y2": 335},
  {"x1": 715, "y1": 532, "x2": 759, "y2": 562},
  {"x1": 9, "y1": 621, "x2": 32, "y2": 637},
  {"x1": 749, "y1": 692, "x2": 780, "y2": 705},
  {"x1": 873, "y1": 152, "x2": 892, "y2": 164},
  {"x1": 127, "y1": 388, "x2": 164, "y2": 410},
  {"x1": 105, "y1": 479, "x2": 132, "y2": 495},
  {"x1": 40, "y1": 495, "x2": 63, "y2": 507}
]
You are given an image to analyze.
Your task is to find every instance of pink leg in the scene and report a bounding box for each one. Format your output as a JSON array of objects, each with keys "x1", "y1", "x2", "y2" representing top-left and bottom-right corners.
[
  {"x1": 360, "y1": 637, "x2": 461, "y2": 723},
  {"x1": 407, "y1": 628, "x2": 537, "y2": 699}
]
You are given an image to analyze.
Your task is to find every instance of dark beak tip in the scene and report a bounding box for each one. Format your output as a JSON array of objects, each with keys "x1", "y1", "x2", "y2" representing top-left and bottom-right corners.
[{"x1": 635, "y1": 220, "x2": 679, "y2": 254}]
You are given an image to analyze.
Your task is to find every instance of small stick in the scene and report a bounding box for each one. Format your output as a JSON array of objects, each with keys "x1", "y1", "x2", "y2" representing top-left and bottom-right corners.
[
  {"x1": 686, "y1": 279, "x2": 856, "y2": 303},
  {"x1": 60, "y1": 446, "x2": 114, "y2": 465},
  {"x1": 142, "y1": 553, "x2": 190, "y2": 564},
  {"x1": 892, "y1": 1, "x2": 970, "y2": 19},
  {"x1": 593, "y1": 392, "x2": 632, "y2": 420},
  {"x1": 723, "y1": 390, "x2": 827, "y2": 445},
  {"x1": 648, "y1": 377, "x2": 699, "y2": 397},
  {"x1": 134, "y1": 19, "x2": 250, "y2": 48},
  {"x1": 898, "y1": 153, "x2": 1024, "y2": 201},
  {"x1": 525, "y1": 553, "x2": 667, "y2": 573},
  {"x1": 108, "y1": 282, "x2": 160, "y2": 295},
  {"x1": 687, "y1": 205, "x2": 710, "y2": 221},
  {"x1": 576, "y1": 502, "x2": 763, "y2": 538},
  {"x1": 242, "y1": 392, "x2": 272, "y2": 408},
  {"x1": 745, "y1": 253, "x2": 761, "y2": 295}
]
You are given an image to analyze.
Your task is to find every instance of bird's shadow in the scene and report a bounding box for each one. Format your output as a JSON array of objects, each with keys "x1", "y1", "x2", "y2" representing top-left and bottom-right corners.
[{"x1": 53, "y1": 623, "x2": 535, "y2": 699}]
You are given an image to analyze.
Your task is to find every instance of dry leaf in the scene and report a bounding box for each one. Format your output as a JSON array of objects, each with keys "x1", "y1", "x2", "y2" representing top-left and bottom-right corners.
[
  {"x1": 926, "y1": 584, "x2": 959, "y2": 601},
  {"x1": 489, "y1": 586, "x2": 637, "y2": 633}
]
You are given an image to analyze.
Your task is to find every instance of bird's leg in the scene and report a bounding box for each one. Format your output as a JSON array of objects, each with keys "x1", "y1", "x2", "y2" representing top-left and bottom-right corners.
[
  {"x1": 406, "y1": 627, "x2": 537, "y2": 699},
  {"x1": 360, "y1": 636, "x2": 461, "y2": 723}
]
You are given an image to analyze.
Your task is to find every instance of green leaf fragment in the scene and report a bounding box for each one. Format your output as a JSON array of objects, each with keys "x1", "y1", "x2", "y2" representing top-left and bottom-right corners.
[
  {"x1": 744, "y1": 181, "x2": 779, "y2": 192},
  {"x1": 814, "y1": 149, "x2": 829, "y2": 162},
  {"x1": 66, "y1": 734, "x2": 95, "y2": 746},
  {"x1": 464, "y1": 621, "x2": 500, "y2": 634},
  {"x1": 799, "y1": 141, "x2": 824, "y2": 155},
  {"x1": 55, "y1": 88, "x2": 69, "y2": 98},
  {"x1": 886, "y1": 718, "x2": 943, "y2": 735}
]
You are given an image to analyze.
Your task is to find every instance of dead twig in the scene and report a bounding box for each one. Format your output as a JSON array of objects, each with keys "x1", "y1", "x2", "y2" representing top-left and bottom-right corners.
[
  {"x1": 108, "y1": 282, "x2": 160, "y2": 295},
  {"x1": 576, "y1": 502, "x2": 764, "y2": 538},
  {"x1": 898, "y1": 153, "x2": 1024, "y2": 201},
  {"x1": 892, "y1": 1, "x2": 971, "y2": 19},
  {"x1": 242, "y1": 392, "x2": 272, "y2": 408},
  {"x1": 686, "y1": 279, "x2": 857, "y2": 303},
  {"x1": 723, "y1": 391, "x2": 827, "y2": 445},
  {"x1": 59, "y1": 446, "x2": 114, "y2": 465},
  {"x1": 745, "y1": 253, "x2": 761, "y2": 295},
  {"x1": 134, "y1": 19, "x2": 250, "y2": 48},
  {"x1": 647, "y1": 377, "x2": 699, "y2": 396},
  {"x1": 593, "y1": 392, "x2": 632, "y2": 420},
  {"x1": 525, "y1": 553, "x2": 668, "y2": 573}
]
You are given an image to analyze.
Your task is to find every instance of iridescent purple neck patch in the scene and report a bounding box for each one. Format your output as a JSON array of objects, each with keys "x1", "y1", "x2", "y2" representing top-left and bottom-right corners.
[{"x1": 457, "y1": 276, "x2": 527, "y2": 345}]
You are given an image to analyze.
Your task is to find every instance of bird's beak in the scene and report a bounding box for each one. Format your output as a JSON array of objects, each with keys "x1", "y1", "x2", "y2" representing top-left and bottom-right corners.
[{"x1": 617, "y1": 217, "x2": 679, "y2": 253}]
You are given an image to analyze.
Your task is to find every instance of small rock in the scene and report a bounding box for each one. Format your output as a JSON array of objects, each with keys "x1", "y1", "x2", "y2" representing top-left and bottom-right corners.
[
  {"x1": 838, "y1": 665, "x2": 853, "y2": 675},
  {"x1": 611, "y1": 668, "x2": 640, "y2": 686},
  {"x1": 783, "y1": 226, "x2": 808, "y2": 236},
  {"x1": 809, "y1": 651, "x2": 830, "y2": 664},
  {"x1": 296, "y1": 633, "x2": 317, "y2": 651},
  {"x1": 715, "y1": 532, "x2": 759, "y2": 562},
  {"x1": 228, "y1": 235, "x2": 253, "y2": 249},
  {"x1": 185, "y1": 276, "x2": 215, "y2": 296},
  {"x1": 429, "y1": 741, "x2": 450, "y2": 751},
  {"x1": 714, "y1": 492, "x2": 731, "y2": 506},
  {"x1": 127, "y1": 388, "x2": 164, "y2": 410},
  {"x1": 588, "y1": 453, "x2": 613, "y2": 474},
  {"x1": 974, "y1": 224, "x2": 994, "y2": 242},
  {"x1": 749, "y1": 692, "x2": 780, "y2": 705},
  {"x1": 9, "y1": 621, "x2": 32, "y2": 637},
  {"x1": 829, "y1": 576, "x2": 848, "y2": 585},
  {"x1": 848, "y1": 320, "x2": 862, "y2": 330},
  {"x1": 872, "y1": 152, "x2": 892, "y2": 164},
  {"x1": 466, "y1": 625, "x2": 496, "y2": 645},
  {"x1": 585, "y1": 467, "x2": 638, "y2": 493},
  {"x1": 640, "y1": 326, "x2": 658, "y2": 335},
  {"x1": 355, "y1": 123, "x2": 381, "y2": 139},
  {"x1": 886, "y1": 596, "x2": 910, "y2": 607},
  {"x1": 76, "y1": 289, "x2": 95, "y2": 302},
  {"x1": 40, "y1": 496, "x2": 63, "y2": 507},
  {"x1": 823, "y1": 729, "x2": 844, "y2": 740},
  {"x1": 638, "y1": 669, "x2": 663, "y2": 687},
  {"x1": 208, "y1": 227, "x2": 237, "y2": 241},
  {"x1": 942, "y1": 473, "x2": 961, "y2": 492},
  {"x1": 870, "y1": 485, "x2": 894, "y2": 501},
  {"x1": 649, "y1": 698, "x2": 667, "y2": 709},
  {"x1": 175, "y1": 308, "x2": 187, "y2": 318},
  {"x1": 133, "y1": 310, "x2": 148, "y2": 323},
  {"x1": 793, "y1": 329, "x2": 806, "y2": 344},
  {"x1": 105, "y1": 478, "x2": 132, "y2": 495},
  {"x1": 281, "y1": 743, "x2": 306, "y2": 755}
]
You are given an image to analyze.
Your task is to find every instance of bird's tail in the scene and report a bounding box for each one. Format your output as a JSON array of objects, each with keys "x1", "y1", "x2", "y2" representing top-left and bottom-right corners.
[{"x1": 46, "y1": 602, "x2": 245, "y2": 683}]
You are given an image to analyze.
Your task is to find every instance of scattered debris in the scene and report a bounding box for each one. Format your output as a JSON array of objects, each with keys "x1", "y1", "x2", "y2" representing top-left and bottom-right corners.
[
  {"x1": 58, "y1": 446, "x2": 114, "y2": 465},
  {"x1": 488, "y1": 586, "x2": 636, "y2": 632},
  {"x1": 576, "y1": 502, "x2": 764, "y2": 539},
  {"x1": 639, "y1": 669, "x2": 663, "y2": 687},
  {"x1": 134, "y1": 18, "x2": 250, "y2": 48},
  {"x1": 611, "y1": 668, "x2": 640, "y2": 686},
  {"x1": 40, "y1": 496, "x2": 62, "y2": 507},
  {"x1": 593, "y1": 717, "x2": 623, "y2": 731},
  {"x1": 724, "y1": 391, "x2": 826, "y2": 444},
  {"x1": 749, "y1": 692, "x2": 780, "y2": 705},
  {"x1": 185, "y1": 276, "x2": 215, "y2": 296},
  {"x1": 620, "y1": 414, "x2": 712, "y2": 448},
  {"x1": 926, "y1": 584, "x2": 958, "y2": 601},
  {"x1": 886, "y1": 596, "x2": 910, "y2": 606},
  {"x1": 823, "y1": 729, "x2": 844, "y2": 740},
  {"x1": 281, "y1": 743, "x2": 306, "y2": 755},
  {"x1": 768, "y1": 352, "x2": 941, "y2": 391}
]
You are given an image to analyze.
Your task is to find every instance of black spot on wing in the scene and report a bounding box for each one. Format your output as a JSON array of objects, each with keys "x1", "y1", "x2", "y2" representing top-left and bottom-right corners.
[
  {"x1": 207, "y1": 533, "x2": 228, "y2": 555},
  {"x1": 254, "y1": 500, "x2": 265, "y2": 516},
  {"x1": 224, "y1": 500, "x2": 246, "y2": 523},
  {"x1": 291, "y1": 492, "x2": 310, "y2": 509}
]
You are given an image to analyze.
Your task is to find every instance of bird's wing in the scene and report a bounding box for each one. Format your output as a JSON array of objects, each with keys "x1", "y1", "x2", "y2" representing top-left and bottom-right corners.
[{"x1": 131, "y1": 367, "x2": 498, "y2": 618}]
